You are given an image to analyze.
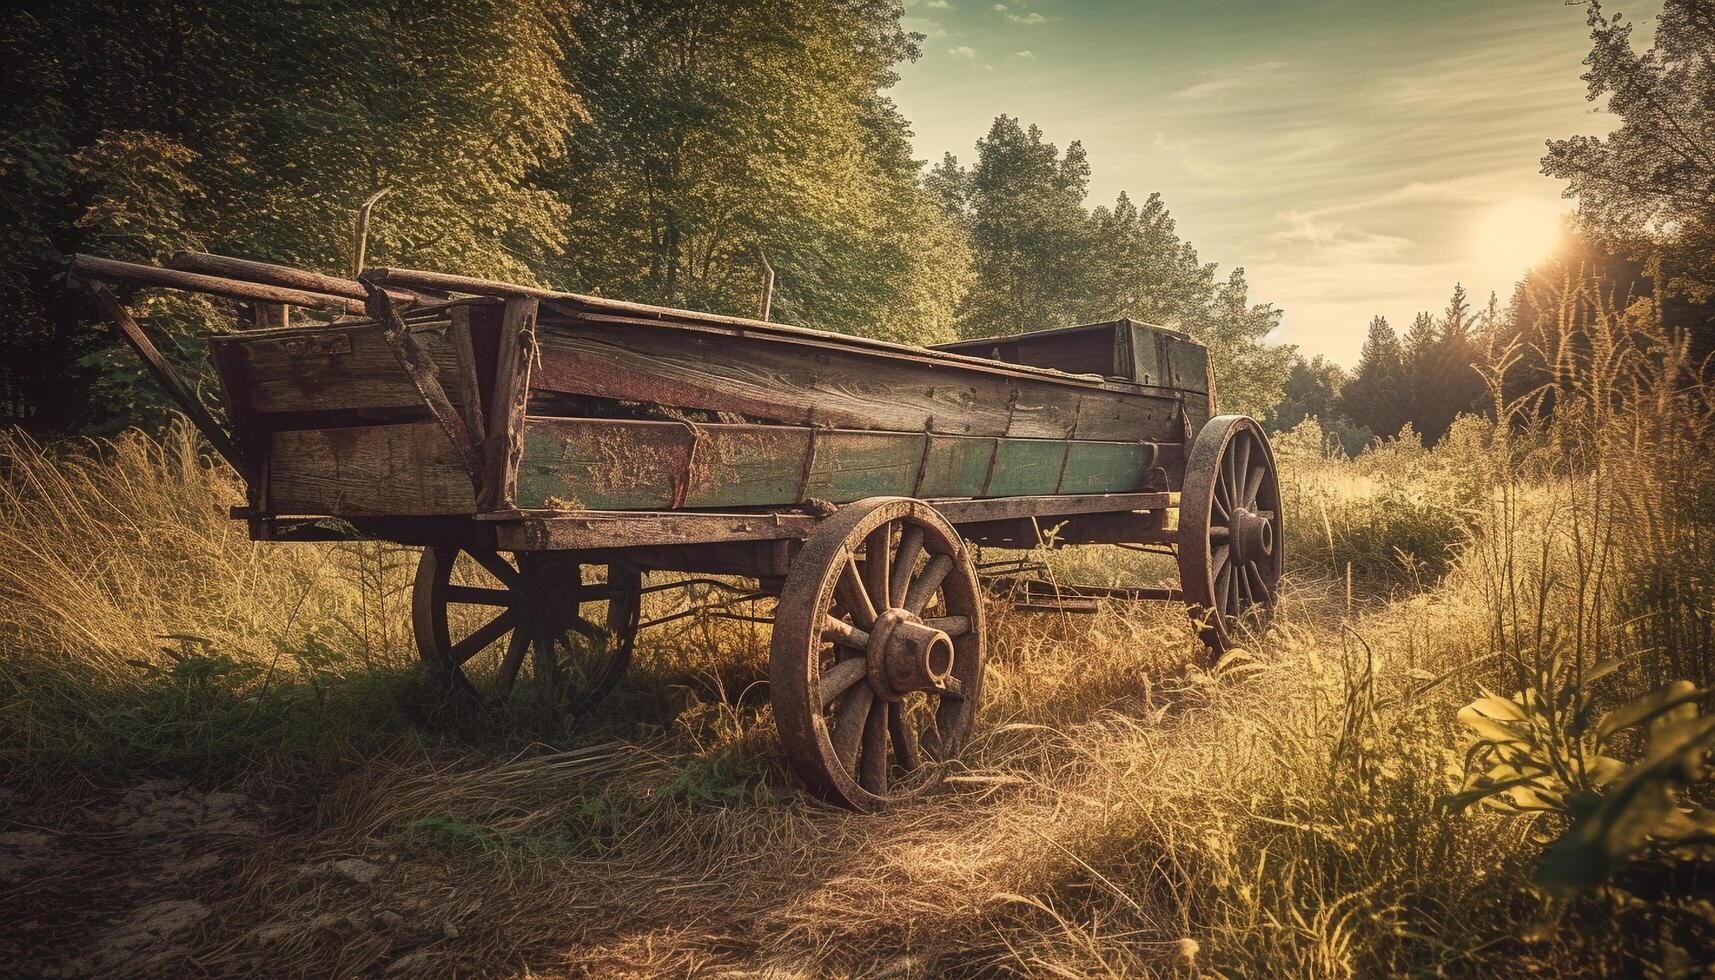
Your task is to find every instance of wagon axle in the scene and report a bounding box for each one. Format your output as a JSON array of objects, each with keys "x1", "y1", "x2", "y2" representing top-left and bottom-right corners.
[{"x1": 866, "y1": 608, "x2": 961, "y2": 701}]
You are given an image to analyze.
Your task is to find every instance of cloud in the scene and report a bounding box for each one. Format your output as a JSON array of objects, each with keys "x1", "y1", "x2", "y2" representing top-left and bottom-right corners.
[
  {"x1": 1271, "y1": 212, "x2": 1415, "y2": 263},
  {"x1": 1008, "y1": 12, "x2": 1048, "y2": 24},
  {"x1": 925, "y1": 0, "x2": 951, "y2": 7},
  {"x1": 1171, "y1": 61, "x2": 1290, "y2": 99},
  {"x1": 1014, "y1": 50, "x2": 1036, "y2": 59},
  {"x1": 948, "y1": 45, "x2": 977, "y2": 59}
]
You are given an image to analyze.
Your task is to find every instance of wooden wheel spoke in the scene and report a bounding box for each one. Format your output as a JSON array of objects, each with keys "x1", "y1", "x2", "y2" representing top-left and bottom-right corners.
[
  {"x1": 1243, "y1": 464, "x2": 1266, "y2": 509},
  {"x1": 494, "y1": 629, "x2": 531, "y2": 698},
  {"x1": 446, "y1": 585, "x2": 512, "y2": 606},
  {"x1": 469, "y1": 550, "x2": 520, "y2": 587},
  {"x1": 566, "y1": 614, "x2": 604, "y2": 642},
  {"x1": 1246, "y1": 562, "x2": 1274, "y2": 607},
  {"x1": 1213, "y1": 561, "x2": 1233, "y2": 617},
  {"x1": 862, "y1": 523, "x2": 892, "y2": 611},
  {"x1": 822, "y1": 615, "x2": 870, "y2": 650},
  {"x1": 1211, "y1": 543, "x2": 1230, "y2": 581},
  {"x1": 1234, "y1": 434, "x2": 1252, "y2": 502},
  {"x1": 832, "y1": 684, "x2": 875, "y2": 771},
  {"x1": 889, "y1": 702, "x2": 922, "y2": 772},
  {"x1": 449, "y1": 608, "x2": 517, "y2": 664},
  {"x1": 924, "y1": 615, "x2": 970, "y2": 638},
  {"x1": 820, "y1": 657, "x2": 870, "y2": 706},
  {"x1": 836, "y1": 557, "x2": 877, "y2": 629},
  {"x1": 904, "y1": 553, "x2": 954, "y2": 614},
  {"x1": 858, "y1": 699, "x2": 889, "y2": 794},
  {"x1": 890, "y1": 526, "x2": 925, "y2": 610}
]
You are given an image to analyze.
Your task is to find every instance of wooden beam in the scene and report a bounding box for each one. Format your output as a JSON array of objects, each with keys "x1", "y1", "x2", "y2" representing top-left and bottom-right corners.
[
  {"x1": 71, "y1": 254, "x2": 365, "y2": 313},
  {"x1": 86, "y1": 284, "x2": 247, "y2": 476},
  {"x1": 493, "y1": 510, "x2": 818, "y2": 551},
  {"x1": 170, "y1": 251, "x2": 425, "y2": 305},
  {"x1": 480, "y1": 298, "x2": 539, "y2": 511}
]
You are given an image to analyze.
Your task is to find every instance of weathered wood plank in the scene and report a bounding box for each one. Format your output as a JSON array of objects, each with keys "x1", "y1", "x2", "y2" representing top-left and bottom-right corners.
[
  {"x1": 208, "y1": 321, "x2": 477, "y2": 415},
  {"x1": 528, "y1": 315, "x2": 1183, "y2": 442},
  {"x1": 480, "y1": 299, "x2": 538, "y2": 511},
  {"x1": 494, "y1": 511, "x2": 818, "y2": 551},
  {"x1": 516, "y1": 417, "x2": 1160, "y2": 511},
  {"x1": 268, "y1": 421, "x2": 476, "y2": 516}
]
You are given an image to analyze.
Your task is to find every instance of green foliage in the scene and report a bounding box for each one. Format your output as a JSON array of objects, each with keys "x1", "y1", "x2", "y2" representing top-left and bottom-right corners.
[
  {"x1": 1543, "y1": 0, "x2": 1715, "y2": 303},
  {"x1": 1450, "y1": 670, "x2": 1715, "y2": 900},
  {"x1": 555, "y1": 0, "x2": 969, "y2": 344},
  {"x1": 932, "y1": 116, "x2": 1291, "y2": 415}
]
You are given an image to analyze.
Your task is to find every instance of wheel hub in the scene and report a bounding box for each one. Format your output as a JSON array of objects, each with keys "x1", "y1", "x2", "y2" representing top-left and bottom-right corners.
[
  {"x1": 1229, "y1": 507, "x2": 1275, "y2": 565},
  {"x1": 866, "y1": 607, "x2": 955, "y2": 701}
]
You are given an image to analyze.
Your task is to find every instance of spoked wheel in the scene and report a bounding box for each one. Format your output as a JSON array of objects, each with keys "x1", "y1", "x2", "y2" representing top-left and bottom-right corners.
[
  {"x1": 770, "y1": 497, "x2": 985, "y2": 811},
  {"x1": 1178, "y1": 415, "x2": 1284, "y2": 655},
  {"x1": 412, "y1": 547, "x2": 642, "y2": 714}
]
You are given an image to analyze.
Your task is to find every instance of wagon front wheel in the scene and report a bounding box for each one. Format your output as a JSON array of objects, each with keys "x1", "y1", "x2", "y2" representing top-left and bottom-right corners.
[
  {"x1": 412, "y1": 547, "x2": 641, "y2": 714},
  {"x1": 1178, "y1": 415, "x2": 1283, "y2": 655},
  {"x1": 770, "y1": 497, "x2": 985, "y2": 811}
]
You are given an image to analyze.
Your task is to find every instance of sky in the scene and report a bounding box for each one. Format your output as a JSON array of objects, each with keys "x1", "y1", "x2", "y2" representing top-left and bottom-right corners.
[{"x1": 891, "y1": 0, "x2": 1660, "y2": 364}]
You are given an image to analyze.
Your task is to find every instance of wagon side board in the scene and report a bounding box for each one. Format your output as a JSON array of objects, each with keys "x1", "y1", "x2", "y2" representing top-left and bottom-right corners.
[
  {"x1": 515, "y1": 417, "x2": 1161, "y2": 511},
  {"x1": 529, "y1": 312, "x2": 1199, "y2": 443}
]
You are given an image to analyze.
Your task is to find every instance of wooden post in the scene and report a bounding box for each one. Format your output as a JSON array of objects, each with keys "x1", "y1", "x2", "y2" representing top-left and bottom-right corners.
[
  {"x1": 448, "y1": 305, "x2": 486, "y2": 449},
  {"x1": 755, "y1": 243, "x2": 774, "y2": 321},
  {"x1": 480, "y1": 298, "x2": 539, "y2": 512},
  {"x1": 252, "y1": 302, "x2": 289, "y2": 330}
]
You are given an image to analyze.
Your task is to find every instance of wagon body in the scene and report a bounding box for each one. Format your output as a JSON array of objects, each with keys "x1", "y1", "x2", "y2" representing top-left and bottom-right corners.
[
  {"x1": 71, "y1": 251, "x2": 1283, "y2": 812},
  {"x1": 206, "y1": 297, "x2": 1210, "y2": 535}
]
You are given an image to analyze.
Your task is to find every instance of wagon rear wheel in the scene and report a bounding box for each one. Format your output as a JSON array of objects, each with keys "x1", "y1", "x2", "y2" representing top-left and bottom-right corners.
[
  {"x1": 770, "y1": 497, "x2": 985, "y2": 811},
  {"x1": 412, "y1": 548, "x2": 641, "y2": 714},
  {"x1": 1178, "y1": 415, "x2": 1283, "y2": 655}
]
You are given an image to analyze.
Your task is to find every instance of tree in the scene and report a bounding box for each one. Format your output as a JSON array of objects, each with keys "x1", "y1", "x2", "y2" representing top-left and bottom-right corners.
[
  {"x1": 1271, "y1": 353, "x2": 1344, "y2": 430},
  {"x1": 933, "y1": 116, "x2": 1291, "y2": 413},
  {"x1": 932, "y1": 115, "x2": 1095, "y2": 338},
  {"x1": 1340, "y1": 315, "x2": 1407, "y2": 439},
  {"x1": 1, "y1": 0, "x2": 582, "y2": 429},
  {"x1": 1543, "y1": 0, "x2": 1715, "y2": 307},
  {"x1": 552, "y1": 0, "x2": 969, "y2": 344}
]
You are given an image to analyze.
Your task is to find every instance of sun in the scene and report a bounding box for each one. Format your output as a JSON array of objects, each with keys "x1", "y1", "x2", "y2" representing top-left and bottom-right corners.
[{"x1": 1472, "y1": 198, "x2": 1569, "y2": 284}]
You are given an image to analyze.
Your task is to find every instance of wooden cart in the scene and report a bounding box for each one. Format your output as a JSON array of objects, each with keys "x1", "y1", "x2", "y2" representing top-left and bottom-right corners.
[{"x1": 71, "y1": 251, "x2": 1284, "y2": 810}]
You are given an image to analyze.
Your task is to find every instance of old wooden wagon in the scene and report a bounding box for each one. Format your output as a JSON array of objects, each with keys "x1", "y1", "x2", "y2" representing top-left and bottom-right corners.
[{"x1": 71, "y1": 251, "x2": 1283, "y2": 811}]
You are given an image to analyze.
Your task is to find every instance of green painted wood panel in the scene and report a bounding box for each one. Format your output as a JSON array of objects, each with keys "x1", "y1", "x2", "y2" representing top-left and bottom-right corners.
[
  {"x1": 985, "y1": 438, "x2": 1067, "y2": 497},
  {"x1": 517, "y1": 417, "x2": 1151, "y2": 511}
]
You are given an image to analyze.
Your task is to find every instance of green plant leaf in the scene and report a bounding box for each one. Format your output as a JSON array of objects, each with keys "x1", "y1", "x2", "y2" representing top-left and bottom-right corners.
[{"x1": 1596, "y1": 681, "x2": 1707, "y2": 743}]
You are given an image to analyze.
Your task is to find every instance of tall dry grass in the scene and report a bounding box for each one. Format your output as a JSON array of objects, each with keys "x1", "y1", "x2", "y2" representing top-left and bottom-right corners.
[{"x1": 2, "y1": 274, "x2": 1712, "y2": 976}]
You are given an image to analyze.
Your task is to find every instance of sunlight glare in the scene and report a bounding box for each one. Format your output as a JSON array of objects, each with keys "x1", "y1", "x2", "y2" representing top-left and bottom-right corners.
[{"x1": 1472, "y1": 199, "x2": 1568, "y2": 284}]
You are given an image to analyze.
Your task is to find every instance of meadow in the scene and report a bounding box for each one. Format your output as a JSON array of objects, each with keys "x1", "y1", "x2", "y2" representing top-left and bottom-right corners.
[{"x1": 3, "y1": 288, "x2": 1712, "y2": 977}]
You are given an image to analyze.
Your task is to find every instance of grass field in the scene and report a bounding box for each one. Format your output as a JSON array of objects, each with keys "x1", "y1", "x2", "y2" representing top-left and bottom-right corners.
[{"x1": 3, "y1": 295, "x2": 1713, "y2": 977}]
